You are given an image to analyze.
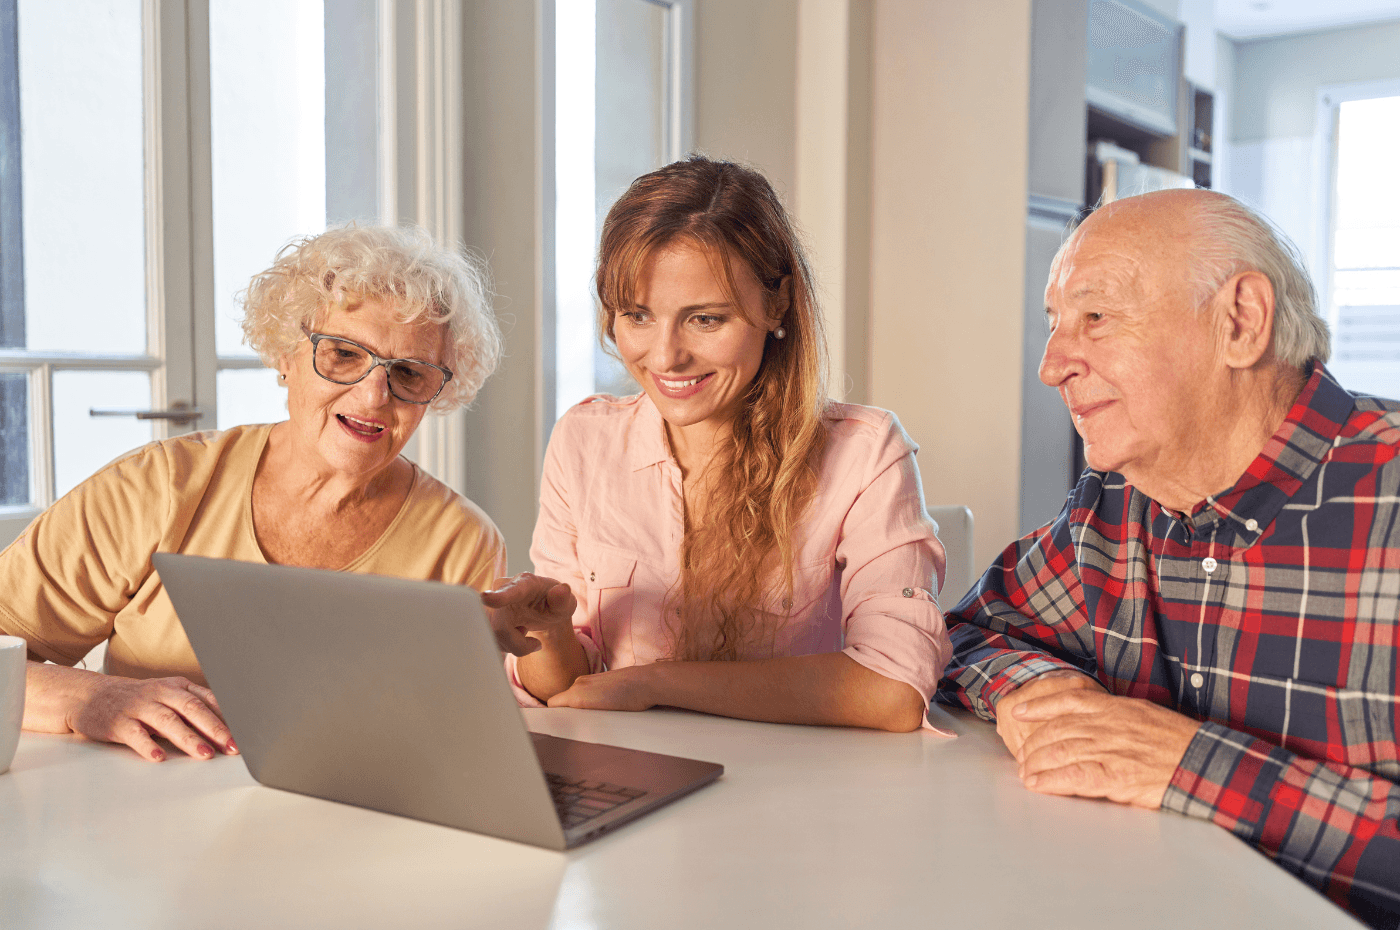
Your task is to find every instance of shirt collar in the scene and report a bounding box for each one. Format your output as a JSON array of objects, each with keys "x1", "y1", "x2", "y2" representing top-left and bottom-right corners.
[
  {"x1": 629, "y1": 393, "x2": 674, "y2": 471},
  {"x1": 1190, "y1": 363, "x2": 1354, "y2": 543}
]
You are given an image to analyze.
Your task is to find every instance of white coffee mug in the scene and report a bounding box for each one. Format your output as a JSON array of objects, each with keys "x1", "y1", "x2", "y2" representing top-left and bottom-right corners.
[{"x1": 0, "y1": 635, "x2": 25, "y2": 774}]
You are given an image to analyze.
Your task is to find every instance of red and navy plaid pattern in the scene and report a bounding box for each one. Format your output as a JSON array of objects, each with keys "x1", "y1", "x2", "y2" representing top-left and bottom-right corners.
[{"x1": 937, "y1": 364, "x2": 1400, "y2": 928}]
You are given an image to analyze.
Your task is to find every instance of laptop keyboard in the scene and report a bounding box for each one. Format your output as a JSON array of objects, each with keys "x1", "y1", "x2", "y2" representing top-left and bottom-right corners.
[{"x1": 546, "y1": 773, "x2": 648, "y2": 829}]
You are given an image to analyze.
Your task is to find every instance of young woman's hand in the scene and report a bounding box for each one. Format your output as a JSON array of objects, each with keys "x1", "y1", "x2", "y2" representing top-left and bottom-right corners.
[{"x1": 546, "y1": 665, "x2": 658, "y2": 712}]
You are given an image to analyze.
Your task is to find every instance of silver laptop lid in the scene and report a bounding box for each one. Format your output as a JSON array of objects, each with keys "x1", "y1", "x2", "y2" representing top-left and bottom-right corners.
[{"x1": 154, "y1": 553, "x2": 567, "y2": 849}]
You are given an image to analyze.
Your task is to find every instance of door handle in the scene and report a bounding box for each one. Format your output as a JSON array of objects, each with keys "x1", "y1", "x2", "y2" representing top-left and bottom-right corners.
[{"x1": 89, "y1": 401, "x2": 204, "y2": 425}]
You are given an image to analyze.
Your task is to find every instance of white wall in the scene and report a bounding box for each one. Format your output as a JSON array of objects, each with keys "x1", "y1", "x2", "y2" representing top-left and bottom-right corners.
[{"x1": 1223, "y1": 20, "x2": 1400, "y2": 274}]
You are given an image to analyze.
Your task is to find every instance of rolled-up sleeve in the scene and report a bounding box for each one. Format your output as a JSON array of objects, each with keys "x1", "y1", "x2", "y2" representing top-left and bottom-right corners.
[{"x1": 834, "y1": 416, "x2": 953, "y2": 732}]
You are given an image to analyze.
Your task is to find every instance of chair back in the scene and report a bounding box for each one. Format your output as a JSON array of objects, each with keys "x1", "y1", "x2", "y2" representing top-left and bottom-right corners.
[{"x1": 926, "y1": 505, "x2": 975, "y2": 610}]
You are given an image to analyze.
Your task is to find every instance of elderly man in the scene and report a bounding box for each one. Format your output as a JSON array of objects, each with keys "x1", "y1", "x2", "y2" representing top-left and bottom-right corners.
[{"x1": 937, "y1": 189, "x2": 1398, "y2": 927}]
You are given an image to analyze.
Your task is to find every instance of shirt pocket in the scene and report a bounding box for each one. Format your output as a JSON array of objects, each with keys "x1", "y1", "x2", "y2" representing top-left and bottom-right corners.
[
  {"x1": 577, "y1": 546, "x2": 638, "y2": 667},
  {"x1": 767, "y1": 561, "x2": 840, "y2": 657},
  {"x1": 1235, "y1": 672, "x2": 1398, "y2": 778}
]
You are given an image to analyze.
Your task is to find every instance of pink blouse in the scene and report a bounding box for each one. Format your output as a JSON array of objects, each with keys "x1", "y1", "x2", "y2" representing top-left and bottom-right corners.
[{"x1": 507, "y1": 394, "x2": 953, "y2": 730}]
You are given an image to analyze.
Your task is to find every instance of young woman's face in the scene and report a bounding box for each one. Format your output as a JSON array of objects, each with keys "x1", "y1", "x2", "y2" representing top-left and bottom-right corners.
[{"x1": 613, "y1": 242, "x2": 776, "y2": 438}]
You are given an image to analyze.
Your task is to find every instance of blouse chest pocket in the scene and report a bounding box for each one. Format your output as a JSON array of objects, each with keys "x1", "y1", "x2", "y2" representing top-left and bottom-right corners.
[
  {"x1": 578, "y1": 548, "x2": 639, "y2": 662},
  {"x1": 766, "y1": 561, "x2": 840, "y2": 657}
]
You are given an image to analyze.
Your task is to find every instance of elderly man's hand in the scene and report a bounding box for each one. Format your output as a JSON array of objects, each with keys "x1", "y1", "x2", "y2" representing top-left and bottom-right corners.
[
  {"x1": 1010, "y1": 689, "x2": 1203, "y2": 808},
  {"x1": 993, "y1": 670, "x2": 1106, "y2": 757},
  {"x1": 479, "y1": 572, "x2": 578, "y2": 656}
]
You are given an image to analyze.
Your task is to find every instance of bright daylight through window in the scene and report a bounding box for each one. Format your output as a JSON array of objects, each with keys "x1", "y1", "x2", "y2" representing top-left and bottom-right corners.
[{"x1": 1328, "y1": 95, "x2": 1400, "y2": 399}]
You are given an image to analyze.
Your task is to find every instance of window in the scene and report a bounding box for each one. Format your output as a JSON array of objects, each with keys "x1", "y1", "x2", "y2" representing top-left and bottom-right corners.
[
  {"x1": 1316, "y1": 82, "x2": 1400, "y2": 399},
  {"x1": 0, "y1": 0, "x2": 382, "y2": 547},
  {"x1": 1, "y1": 0, "x2": 154, "y2": 516},
  {"x1": 548, "y1": 0, "x2": 692, "y2": 430},
  {"x1": 209, "y1": 0, "x2": 328, "y2": 429}
]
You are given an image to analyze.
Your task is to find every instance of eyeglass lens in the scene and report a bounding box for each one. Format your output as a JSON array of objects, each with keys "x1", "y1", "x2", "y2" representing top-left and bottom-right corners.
[{"x1": 312, "y1": 337, "x2": 445, "y2": 403}]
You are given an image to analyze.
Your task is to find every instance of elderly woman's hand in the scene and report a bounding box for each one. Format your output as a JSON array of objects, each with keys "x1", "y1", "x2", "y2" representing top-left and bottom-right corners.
[
  {"x1": 24, "y1": 661, "x2": 237, "y2": 762},
  {"x1": 479, "y1": 572, "x2": 578, "y2": 656}
]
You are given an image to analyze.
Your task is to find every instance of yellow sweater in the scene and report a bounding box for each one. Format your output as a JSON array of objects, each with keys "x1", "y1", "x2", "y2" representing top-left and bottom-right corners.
[{"x1": 0, "y1": 424, "x2": 505, "y2": 685}]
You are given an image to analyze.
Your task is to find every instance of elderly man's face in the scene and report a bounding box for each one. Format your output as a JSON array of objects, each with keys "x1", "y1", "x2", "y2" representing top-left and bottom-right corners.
[{"x1": 1038, "y1": 205, "x2": 1225, "y2": 487}]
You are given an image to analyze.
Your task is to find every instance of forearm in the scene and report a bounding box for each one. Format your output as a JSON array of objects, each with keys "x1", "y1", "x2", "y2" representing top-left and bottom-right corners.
[
  {"x1": 515, "y1": 629, "x2": 591, "y2": 702},
  {"x1": 1166, "y1": 721, "x2": 1400, "y2": 923},
  {"x1": 641, "y1": 652, "x2": 927, "y2": 732},
  {"x1": 22, "y1": 660, "x2": 99, "y2": 734},
  {"x1": 938, "y1": 621, "x2": 1093, "y2": 720}
]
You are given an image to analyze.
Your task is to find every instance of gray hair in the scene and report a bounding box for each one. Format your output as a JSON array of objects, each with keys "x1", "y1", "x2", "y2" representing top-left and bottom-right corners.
[
  {"x1": 240, "y1": 224, "x2": 503, "y2": 411},
  {"x1": 1186, "y1": 193, "x2": 1329, "y2": 369},
  {"x1": 1060, "y1": 191, "x2": 1331, "y2": 370}
]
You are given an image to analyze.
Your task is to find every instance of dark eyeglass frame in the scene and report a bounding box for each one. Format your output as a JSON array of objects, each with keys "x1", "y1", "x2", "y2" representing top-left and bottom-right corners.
[{"x1": 305, "y1": 330, "x2": 454, "y2": 405}]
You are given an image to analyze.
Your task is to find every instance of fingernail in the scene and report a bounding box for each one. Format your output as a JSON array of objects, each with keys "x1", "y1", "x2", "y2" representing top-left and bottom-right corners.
[
  {"x1": 198, "y1": 744, "x2": 213, "y2": 759},
  {"x1": 226, "y1": 740, "x2": 239, "y2": 755},
  {"x1": 152, "y1": 749, "x2": 166, "y2": 762},
  {"x1": 1024, "y1": 774, "x2": 1039, "y2": 788}
]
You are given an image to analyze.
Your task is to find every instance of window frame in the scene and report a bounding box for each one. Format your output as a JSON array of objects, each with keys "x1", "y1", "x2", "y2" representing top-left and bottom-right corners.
[
  {"x1": 541, "y1": 0, "x2": 694, "y2": 446},
  {"x1": 0, "y1": 0, "x2": 205, "y2": 547},
  {"x1": 1311, "y1": 77, "x2": 1400, "y2": 330}
]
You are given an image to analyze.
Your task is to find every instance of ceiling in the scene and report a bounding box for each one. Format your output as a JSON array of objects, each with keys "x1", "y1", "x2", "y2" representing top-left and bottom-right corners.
[{"x1": 1215, "y1": 0, "x2": 1400, "y2": 39}]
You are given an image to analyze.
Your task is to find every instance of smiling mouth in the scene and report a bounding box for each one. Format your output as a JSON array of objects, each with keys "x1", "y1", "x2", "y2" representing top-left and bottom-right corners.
[
  {"x1": 651, "y1": 372, "x2": 714, "y2": 398},
  {"x1": 659, "y1": 374, "x2": 708, "y2": 389},
  {"x1": 337, "y1": 414, "x2": 385, "y2": 436},
  {"x1": 1069, "y1": 400, "x2": 1113, "y2": 422}
]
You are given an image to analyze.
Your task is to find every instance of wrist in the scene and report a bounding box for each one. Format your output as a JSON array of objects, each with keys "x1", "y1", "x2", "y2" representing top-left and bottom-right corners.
[
  {"x1": 26, "y1": 660, "x2": 100, "y2": 734},
  {"x1": 530, "y1": 622, "x2": 581, "y2": 651},
  {"x1": 625, "y1": 661, "x2": 668, "y2": 707}
]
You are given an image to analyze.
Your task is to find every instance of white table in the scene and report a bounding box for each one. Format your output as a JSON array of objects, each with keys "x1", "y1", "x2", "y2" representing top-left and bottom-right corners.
[{"x1": 0, "y1": 705, "x2": 1361, "y2": 929}]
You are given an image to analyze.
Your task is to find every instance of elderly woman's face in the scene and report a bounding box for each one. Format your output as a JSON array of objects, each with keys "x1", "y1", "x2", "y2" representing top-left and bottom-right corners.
[
  {"x1": 614, "y1": 242, "x2": 777, "y2": 440},
  {"x1": 278, "y1": 297, "x2": 446, "y2": 484}
]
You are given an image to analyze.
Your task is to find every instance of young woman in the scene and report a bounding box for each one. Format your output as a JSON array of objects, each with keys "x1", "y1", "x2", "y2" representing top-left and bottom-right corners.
[{"x1": 484, "y1": 156, "x2": 949, "y2": 732}]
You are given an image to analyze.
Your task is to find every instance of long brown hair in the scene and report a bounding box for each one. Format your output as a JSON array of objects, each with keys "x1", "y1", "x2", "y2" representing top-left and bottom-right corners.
[{"x1": 595, "y1": 156, "x2": 829, "y2": 661}]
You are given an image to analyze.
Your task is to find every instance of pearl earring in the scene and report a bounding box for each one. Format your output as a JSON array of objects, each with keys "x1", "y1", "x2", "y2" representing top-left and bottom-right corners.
[{"x1": 773, "y1": 327, "x2": 786, "y2": 340}]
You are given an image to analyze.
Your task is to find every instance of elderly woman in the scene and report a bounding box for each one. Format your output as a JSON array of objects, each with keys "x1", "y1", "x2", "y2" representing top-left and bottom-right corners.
[
  {"x1": 0, "y1": 225, "x2": 507, "y2": 762},
  {"x1": 485, "y1": 157, "x2": 951, "y2": 732}
]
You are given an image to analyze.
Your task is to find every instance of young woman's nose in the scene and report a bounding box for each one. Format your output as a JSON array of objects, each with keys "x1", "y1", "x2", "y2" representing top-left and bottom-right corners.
[{"x1": 648, "y1": 324, "x2": 690, "y2": 371}]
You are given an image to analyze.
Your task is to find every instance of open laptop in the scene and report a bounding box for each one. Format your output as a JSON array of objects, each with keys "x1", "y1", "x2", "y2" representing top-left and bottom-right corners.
[{"x1": 153, "y1": 553, "x2": 723, "y2": 850}]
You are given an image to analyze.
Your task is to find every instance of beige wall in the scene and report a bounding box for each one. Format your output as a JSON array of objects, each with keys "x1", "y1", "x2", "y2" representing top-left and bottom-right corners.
[
  {"x1": 868, "y1": 1, "x2": 1031, "y2": 570},
  {"x1": 693, "y1": 0, "x2": 1033, "y2": 570},
  {"x1": 693, "y1": 0, "x2": 799, "y2": 189}
]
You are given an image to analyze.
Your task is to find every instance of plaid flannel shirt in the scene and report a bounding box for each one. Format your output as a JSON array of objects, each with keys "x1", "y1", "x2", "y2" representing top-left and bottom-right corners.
[{"x1": 936, "y1": 364, "x2": 1400, "y2": 928}]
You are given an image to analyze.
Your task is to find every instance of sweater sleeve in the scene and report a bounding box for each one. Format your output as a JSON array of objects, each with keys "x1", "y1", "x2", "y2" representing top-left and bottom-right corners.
[{"x1": 0, "y1": 441, "x2": 171, "y2": 664}]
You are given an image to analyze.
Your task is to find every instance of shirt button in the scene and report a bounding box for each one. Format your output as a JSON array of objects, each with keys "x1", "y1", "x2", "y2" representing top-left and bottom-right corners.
[
  {"x1": 1201, "y1": 557, "x2": 1218, "y2": 573},
  {"x1": 1245, "y1": 518, "x2": 1259, "y2": 532},
  {"x1": 902, "y1": 587, "x2": 915, "y2": 598},
  {"x1": 588, "y1": 571, "x2": 596, "y2": 582},
  {"x1": 781, "y1": 598, "x2": 793, "y2": 610},
  {"x1": 1190, "y1": 672, "x2": 1205, "y2": 689}
]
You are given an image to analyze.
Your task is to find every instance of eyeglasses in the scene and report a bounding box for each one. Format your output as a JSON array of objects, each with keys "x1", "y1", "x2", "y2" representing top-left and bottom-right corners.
[{"x1": 305, "y1": 331, "x2": 454, "y2": 405}]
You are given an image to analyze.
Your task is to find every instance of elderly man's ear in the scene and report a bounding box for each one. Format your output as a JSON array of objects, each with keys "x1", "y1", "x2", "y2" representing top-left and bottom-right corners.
[{"x1": 1218, "y1": 270, "x2": 1276, "y2": 370}]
